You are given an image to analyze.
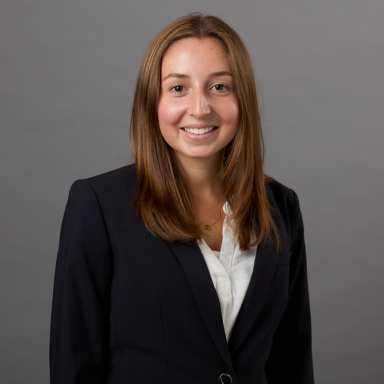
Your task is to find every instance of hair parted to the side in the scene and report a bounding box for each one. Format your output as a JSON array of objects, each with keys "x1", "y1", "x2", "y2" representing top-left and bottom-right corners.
[{"x1": 130, "y1": 13, "x2": 280, "y2": 252}]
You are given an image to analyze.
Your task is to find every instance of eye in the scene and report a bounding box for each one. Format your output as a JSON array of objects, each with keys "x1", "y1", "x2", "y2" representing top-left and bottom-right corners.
[
  {"x1": 212, "y1": 84, "x2": 228, "y2": 92},
  {"x1": 170, "y1": 85, "x2": 185, "y2": 93}
]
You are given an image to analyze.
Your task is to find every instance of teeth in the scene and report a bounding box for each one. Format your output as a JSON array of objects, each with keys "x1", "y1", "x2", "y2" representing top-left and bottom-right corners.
[{"x1": 184, "y1": 126, "x2": 215, "y2": 134}]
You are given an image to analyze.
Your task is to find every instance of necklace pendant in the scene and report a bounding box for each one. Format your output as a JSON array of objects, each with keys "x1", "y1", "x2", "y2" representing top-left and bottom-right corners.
[{"x1": 204, "y1": 225, "x2": 211, "y2": 230}]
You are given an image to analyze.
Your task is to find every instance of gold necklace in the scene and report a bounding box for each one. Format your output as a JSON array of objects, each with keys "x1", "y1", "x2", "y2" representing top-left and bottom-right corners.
[{"x1": 197, "y1": 209, "x2": 223, "y2": 230}]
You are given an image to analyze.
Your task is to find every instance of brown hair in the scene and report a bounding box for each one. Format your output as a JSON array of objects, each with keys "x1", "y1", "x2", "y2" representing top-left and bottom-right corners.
[{"x1": 130, "y1": 13, "x2": 280, "y2": 251}]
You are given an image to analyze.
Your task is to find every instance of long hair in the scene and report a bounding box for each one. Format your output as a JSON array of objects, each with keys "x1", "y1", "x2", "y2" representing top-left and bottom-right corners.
[{"x1": 130, "y1": 13, "x2": 280, "y2": 251}]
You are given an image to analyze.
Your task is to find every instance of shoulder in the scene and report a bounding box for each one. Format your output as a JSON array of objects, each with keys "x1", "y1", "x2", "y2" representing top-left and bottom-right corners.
[
  {"x1": 264, "y1": 177, "x2": 298, "y2": 212},
  {"x1": 75, "y1": 162, "x2": 137, "y2": 189},
  {"x1": 264, "y1": 177, "x2": 304, "y2": 250},
  {"x1": 69, "y1": 163, "x2": 137, "y2": 199},
  {"x1": 66, "y1": 163, "x2": 138, "y2": 220}
]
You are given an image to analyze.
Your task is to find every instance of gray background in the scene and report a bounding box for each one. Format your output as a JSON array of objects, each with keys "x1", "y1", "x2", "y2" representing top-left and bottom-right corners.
[{"x1": 1, "y1": 0, "x2": 383, "y2": 383}]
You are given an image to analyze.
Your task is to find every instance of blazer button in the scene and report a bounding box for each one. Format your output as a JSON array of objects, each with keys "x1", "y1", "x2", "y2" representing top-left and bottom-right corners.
[{"x1": 219, "y1": 373, "x2": 233, "y2": 384}]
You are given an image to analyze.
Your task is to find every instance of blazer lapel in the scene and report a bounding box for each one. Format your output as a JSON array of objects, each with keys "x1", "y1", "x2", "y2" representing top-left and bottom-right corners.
[
  {"x1": 228, "y1": 239, "x2": 277, "y2": 356},
  {"x1": 168, "y1": 241, "x2": 234, "y2": 372}
]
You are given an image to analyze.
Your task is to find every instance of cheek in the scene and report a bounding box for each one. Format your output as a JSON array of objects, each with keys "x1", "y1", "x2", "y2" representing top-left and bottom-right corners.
[
  {"x1": 157, "y1": 98, "x2": 186, "y2": 147},
  {"x1": 217, "y1": 98, "x2": 240, "y2": 131},
  {"x1": 157, "y1": 98, "x2": 185, "y2": 128}
]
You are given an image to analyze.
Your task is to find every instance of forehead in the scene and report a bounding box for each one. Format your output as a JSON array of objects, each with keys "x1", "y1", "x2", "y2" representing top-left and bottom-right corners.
[{"x1": 161, "y1": 37, "x2": 231, "y2": 74}]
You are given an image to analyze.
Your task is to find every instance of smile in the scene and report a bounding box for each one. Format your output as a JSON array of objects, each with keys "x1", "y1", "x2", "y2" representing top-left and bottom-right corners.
[{"x1": 182, "y1": 126, "x2": 218, "y2": 135}]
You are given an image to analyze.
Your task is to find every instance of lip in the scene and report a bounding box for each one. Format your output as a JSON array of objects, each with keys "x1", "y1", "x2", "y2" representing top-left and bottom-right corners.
[{"x1": 180, "y1": 125, "x2": 219, "y2": 141}]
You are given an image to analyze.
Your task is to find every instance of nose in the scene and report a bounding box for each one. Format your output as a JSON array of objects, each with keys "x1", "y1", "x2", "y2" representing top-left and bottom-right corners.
[{"x1": 187, "y1": 90, "x2": 211, "y2": 119}]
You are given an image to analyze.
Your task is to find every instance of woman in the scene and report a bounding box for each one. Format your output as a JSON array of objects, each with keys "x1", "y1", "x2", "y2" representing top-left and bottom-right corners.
[{"x1": 50, "y1": 13, "x2": 314, "y2": 384}]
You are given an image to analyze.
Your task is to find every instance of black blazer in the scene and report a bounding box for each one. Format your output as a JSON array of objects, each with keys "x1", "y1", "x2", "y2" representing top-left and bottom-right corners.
[{"x1": 50, "y1": 164, "x2": 314, "y2": 384}]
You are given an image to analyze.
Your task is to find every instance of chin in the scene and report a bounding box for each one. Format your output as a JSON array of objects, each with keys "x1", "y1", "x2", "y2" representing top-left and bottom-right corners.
[{"x1": 179, "y1": 150, "x2": 222, "y2": 160}]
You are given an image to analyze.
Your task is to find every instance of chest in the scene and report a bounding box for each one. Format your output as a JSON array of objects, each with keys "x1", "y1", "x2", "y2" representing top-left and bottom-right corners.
[
  {"x1": 201, "y1": 216, "x2": 225, "y2": 251},
  {"x1": 194, "y1": 197, "x2": 226, "y2": 252}
]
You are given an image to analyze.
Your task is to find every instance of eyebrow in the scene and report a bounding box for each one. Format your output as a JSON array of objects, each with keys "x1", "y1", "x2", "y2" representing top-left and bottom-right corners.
[{"x1": 162, "y1": 71, "x2": 232, "y2": 81}]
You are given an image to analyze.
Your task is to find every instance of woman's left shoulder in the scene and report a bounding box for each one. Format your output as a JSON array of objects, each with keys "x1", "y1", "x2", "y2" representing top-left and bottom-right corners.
[
  {"x1": 264, "y1": 176, "x2": 299, "y2": 211},
  {"x1": 263, "y1": 176, "x2": 305, "y2": 245}
]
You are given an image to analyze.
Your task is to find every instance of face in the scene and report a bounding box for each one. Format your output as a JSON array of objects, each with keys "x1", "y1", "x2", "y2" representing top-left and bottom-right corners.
[{"x1": 157, "y1": 37, "x2": 239, "y2": 163}]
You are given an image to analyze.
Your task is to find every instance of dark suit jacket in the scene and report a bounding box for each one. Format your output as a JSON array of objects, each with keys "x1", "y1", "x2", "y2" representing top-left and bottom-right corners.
[{"x1": 50, "y1": 163, "x2": 314, "y2": 384}]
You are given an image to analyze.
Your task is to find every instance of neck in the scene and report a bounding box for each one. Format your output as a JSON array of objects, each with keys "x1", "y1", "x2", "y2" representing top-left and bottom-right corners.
[{"x1": 176, "y1": 151, "x2": 225, "y2": 202}]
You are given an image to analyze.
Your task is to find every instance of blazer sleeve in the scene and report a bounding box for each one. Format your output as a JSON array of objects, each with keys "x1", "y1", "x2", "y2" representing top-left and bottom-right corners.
[
  {"x1": 265, "y1": 189, "x2": 314, "y2": 383},
  {"x1": 50, "y1": 180, "x2": 114, "y2": 384}
]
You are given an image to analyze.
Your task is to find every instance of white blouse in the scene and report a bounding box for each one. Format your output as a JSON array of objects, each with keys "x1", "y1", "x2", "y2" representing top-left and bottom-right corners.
[{"x1": 197, "y1": 202, "x2": 257, "y2": 342}]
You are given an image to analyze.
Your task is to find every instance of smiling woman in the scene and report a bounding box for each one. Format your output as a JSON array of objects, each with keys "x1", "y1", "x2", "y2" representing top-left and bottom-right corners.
[
  {"x1": 50, "y1": 13, "x2": 314, "y2": 384},
  {"x1": 130, "y1": 14, "x2": 280, "y2": 254}
]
